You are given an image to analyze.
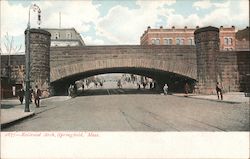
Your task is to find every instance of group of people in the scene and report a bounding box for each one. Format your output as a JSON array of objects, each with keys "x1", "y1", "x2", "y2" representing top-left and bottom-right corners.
[
  {"x1": 137, "y1": 81, "x2": 156, "y2": 90},
  {"x1": 162, "y1": 82, "x2": 223, "y2": 100},
  {"x1": 68, "y1": 83, "x2": 86, "y2": 97},
  {"x1": 17, "y1": 85, "x2": 42, "y2": 107}
]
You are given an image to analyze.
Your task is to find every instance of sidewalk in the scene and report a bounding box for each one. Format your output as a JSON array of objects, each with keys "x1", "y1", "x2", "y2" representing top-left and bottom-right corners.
[
  {"x1": 1, "y1": 96, "x2": 71, "y2": 128},
  {"x1": 172, "y1": 92, "x2": 250, "y2": 104},
  {"x1": 1, "y1": 99, "x2": 34, "y2": 128}
]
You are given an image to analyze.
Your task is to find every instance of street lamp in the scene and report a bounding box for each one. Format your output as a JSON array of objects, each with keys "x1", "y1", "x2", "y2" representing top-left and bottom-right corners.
[{"x1": 25, "y1": 4, "x2": 41, "y2": 112}]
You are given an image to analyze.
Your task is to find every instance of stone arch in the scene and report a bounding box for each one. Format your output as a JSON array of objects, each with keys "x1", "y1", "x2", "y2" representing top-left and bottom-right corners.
[{"x1": 50, "y1": 58, "x2": 197, "y2": 83}]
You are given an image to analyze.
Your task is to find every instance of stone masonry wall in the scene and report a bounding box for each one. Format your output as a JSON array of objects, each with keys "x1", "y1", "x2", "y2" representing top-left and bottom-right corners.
[
  {"x1": 25, "y1": 29, "x2": 51, "y2": 92},
  {"x1": 194, "y1": 26, "x2": 220, "y2": 94},
  {"x1": 216, "y1": 51, "x2": 250, "y2": 92},
  {"x1": 216, "y1": 52, "x2": 239, "y2": 92},
  {"x1": 49, "y1": 45, "x2": 197, "y2": 82}
]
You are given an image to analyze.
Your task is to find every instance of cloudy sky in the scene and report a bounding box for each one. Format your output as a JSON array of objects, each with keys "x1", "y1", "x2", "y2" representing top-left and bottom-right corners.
[{"x1": 1, "y1": 0, "x2": 249, "y2": 54}]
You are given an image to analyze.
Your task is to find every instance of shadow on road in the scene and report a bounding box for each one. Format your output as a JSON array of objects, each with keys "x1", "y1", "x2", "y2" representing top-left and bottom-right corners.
[
  {"x1": 1, "y1": 104, "x2": 18, "y2": 109},
  {"x1": 78, "y1": 88, "x2": 160, "y2": 96}
]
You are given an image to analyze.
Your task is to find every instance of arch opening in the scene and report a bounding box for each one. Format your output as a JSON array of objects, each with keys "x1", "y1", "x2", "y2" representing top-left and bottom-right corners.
[{"x1": 51, "y1": 67, "x2": 197, "y2": 96}]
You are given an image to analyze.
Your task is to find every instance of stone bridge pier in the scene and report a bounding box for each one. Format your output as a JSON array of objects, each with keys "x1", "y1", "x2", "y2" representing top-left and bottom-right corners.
[
  {"x1": 25, "y1": 29, "x2": 51, "y2": 96},
  {"x1": 194, "y1": 26, "x2": 220, "y2": 94}
]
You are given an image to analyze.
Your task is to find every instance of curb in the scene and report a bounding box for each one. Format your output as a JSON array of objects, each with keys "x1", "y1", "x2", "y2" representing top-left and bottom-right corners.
[
  {"x1": 1, "y1": 112, "x2": 35, "y2": 129},
  {"x1": 171, "y1": 94, "x2": 244, "y2": 104}
]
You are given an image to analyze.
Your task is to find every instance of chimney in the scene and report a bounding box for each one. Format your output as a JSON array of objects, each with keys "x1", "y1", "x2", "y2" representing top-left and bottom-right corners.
[
  {"x1": 196, "y1": 26, "x2": 199, "y2": 29},
  {"x1": 147, "y1": 26, "x2": 151, "y2": 30},
  {"x1": 160, "y1": 26, "x2": 163, "y2": 29}
]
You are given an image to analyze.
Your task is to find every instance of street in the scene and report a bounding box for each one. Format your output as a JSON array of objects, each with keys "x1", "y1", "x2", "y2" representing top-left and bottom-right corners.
[{"x1": 2, "y1": 82, "x2": 249, "y2": 131}]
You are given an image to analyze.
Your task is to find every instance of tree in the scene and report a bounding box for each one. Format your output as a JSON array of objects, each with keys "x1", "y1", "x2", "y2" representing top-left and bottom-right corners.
[
  {"x1": 0, "y1": 32, "x2": 22, "y2": 81},
  {"x1": 0, "y1": 32, "x2": 22, "y2": 56}
]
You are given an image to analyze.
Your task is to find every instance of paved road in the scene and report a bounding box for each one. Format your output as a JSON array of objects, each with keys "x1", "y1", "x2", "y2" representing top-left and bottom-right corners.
[{"x1": 2, "y1": 83, "x2": 249, "y2": 131}]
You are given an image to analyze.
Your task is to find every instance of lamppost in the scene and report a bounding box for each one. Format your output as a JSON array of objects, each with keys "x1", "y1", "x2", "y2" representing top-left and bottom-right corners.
[{"x1": 25, "y1": 4, "x2": 41, "y2": 112}]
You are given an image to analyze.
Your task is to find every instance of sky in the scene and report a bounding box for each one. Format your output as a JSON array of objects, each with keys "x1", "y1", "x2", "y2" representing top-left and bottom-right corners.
[{"x1": 0, "y1": 0, "x2": 249, "y2": 54}]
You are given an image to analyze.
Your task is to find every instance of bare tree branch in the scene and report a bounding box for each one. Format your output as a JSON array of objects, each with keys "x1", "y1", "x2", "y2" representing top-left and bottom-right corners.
[{"x1": 2, "y1": 32, "x2": 22, "y2": 54}]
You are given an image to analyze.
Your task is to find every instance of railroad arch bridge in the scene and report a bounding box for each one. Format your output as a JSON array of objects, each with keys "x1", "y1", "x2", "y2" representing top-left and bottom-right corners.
[
  {"x1": 19, "y1": 27, "x2": 249, "y2": 95},
  {"x1": 49, "y1": 45, "x2": 197, "y2": 94}
]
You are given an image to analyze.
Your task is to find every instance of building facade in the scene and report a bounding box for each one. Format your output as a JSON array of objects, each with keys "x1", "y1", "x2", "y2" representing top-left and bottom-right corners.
[
  {"x1": 141, "y1": 26, "x2": 196, "y2": 46},
  {"x1": 140, "y1": 26, "x2": 248, "y2": 51},
  {"x1": 44, "y1": 28, "x2": 85, "y2": 47},
  {"x1": 235, "y1": 27, "x2": 250, "y2": 51}
]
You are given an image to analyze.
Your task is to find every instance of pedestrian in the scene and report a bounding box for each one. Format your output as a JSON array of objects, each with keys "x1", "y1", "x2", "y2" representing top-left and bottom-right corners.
[
  {"x1": 68, "y1": 85, "x2": 72, "y2": 96},
  {"x1": 216, "y1": 82, "x2": 223, "y2": 100},
  {"x1": 17, "y1": 88, "x2": 24, "y2": 104},
  {"x1": 142, "y1": 81, "x2": 146, "y2": 89},
  {"x1": 29, "y1": 88, "x2": 33, "y2": 103},
  {"x1": 117, "y1": 80, "x2": 122, "y2": 88},
  {"x1": 34, "y1": 85, "x2": 42, "y2": 107},
  {"x1": 73, "y1": 84, "x2": 77, "y2": 96},
  {"x1": 149, "y1": 82, "x2": 153, "y2": 89},
  {"x1": 185, "y1": 83, "x2": 189, "y2": 94},
  {"x1": 163, "y1": 84, "x2": 168, "y2": 95},
  {"x1": 82, "y1": 83, "x2": 85, "y2": 92},
  {"x1": 137, "y1": 82, "x2": 141, "y2": 90}
]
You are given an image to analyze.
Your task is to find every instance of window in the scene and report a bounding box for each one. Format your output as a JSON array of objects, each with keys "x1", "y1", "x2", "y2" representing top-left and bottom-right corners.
[
  {"x1": 67, "y1": 32, "x2": 72, "y2": 39},
  {"x1": 55, "y1": 33, "x2": 60, "y2": 39},
  {"x1": 224, "y1": 38, "x2": 228, "y2": 45},
  {"x1": 169, "y1": 39, "x2": 172, "y2": 45},
  {"x1": 188, "y1": 39, "x2": 193, "y2": 45},
  {"x1": 164, "y1": 38, "x2": 173, "y2": 45},
  {"x1": 151, "y1": 39, "x2": 155, "y2": 45},
  {"x1": 176, "y1": 39, "x2": 180, "y2": 45},
  {"x1": 228, "y1": 38, "x2": 232, "y2": 45},
  {"x1": 155, "y1": 39, "x2": 160, "y2": 45},
  {"x1": 151, "y1": 39, "x2": 160, "y2": 45}
]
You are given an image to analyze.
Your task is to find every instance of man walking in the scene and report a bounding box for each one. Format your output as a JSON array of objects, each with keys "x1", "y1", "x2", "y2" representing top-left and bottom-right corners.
[
  {"x1": 163, "y1": 84, "x2": 168, "y2": 95},
  {"x1": 34, "y1": 85, "x2": 42, "y2": 107},
  {"x1": 216, "y1": 82, "x2": 223, "y2": 100},
  {"x1": 17, "y1": 88, "x2": 24, "y2": 104}
]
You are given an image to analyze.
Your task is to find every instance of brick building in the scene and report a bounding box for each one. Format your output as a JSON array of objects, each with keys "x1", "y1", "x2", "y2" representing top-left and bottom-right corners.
[
  {"x1": 140, "y1": 26, "x2": 196, "y2": 46},
  {"x1": 140, "y1": 26, "x2": 249, "y2": 51}
]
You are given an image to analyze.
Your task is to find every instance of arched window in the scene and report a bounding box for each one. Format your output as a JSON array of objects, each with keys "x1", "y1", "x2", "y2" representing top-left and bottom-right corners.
[
  {"x1": 164, "y1": 38, "x2": 173, "y2": 45},
  {"x1": 169, "y1": 39, "x2": 172, "y2": 45}
]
